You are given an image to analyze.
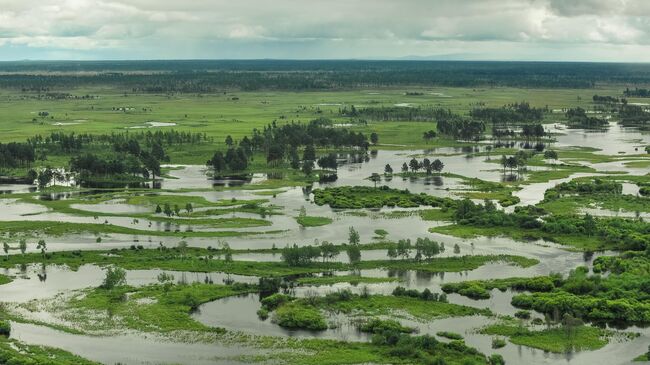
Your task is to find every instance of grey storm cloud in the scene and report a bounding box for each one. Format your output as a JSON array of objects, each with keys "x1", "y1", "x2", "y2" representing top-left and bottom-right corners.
[{"x1": 1, "y1": 0, "x2": 650, "y2": 60}]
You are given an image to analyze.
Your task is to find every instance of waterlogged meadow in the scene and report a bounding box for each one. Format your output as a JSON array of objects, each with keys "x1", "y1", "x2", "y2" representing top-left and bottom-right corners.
[{"x1": 0, "y1": 64, "x2": 649, "y2": 365}]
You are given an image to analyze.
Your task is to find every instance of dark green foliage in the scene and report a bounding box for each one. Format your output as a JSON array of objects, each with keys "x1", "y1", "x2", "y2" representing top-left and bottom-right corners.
[
  {"x1": 565, "y1": 107, "x2": 608, "y2": 129},
  {"x1": 393, "y1": 287, "x2": 448, "y2": 303},
  {"x1": 260, "y1": 293, "x2": 294, "y2": 310},
  {"x1": 0, "y1": 142, "x2": 36, "y2": 168},
  {"x1": 510, "y1": 257, "x2": 650, "y2": 323},
  {"x1": 273, "y1": 302, "x2": 327, "y2": 331},
  {"x1": 359, "y1": 318, "x2": 414, "y2": 334},
  {"x1": 100, "y1": 266, "x2": 127, "y2": 290},
  {"x1": 341, "y1": 105, "x2": 453, "y2": 122},
  {"x1": 313, "y1": 185, "x2": 455, "y2": 209},
  {"x1": 491, "y1": 338, "x2": 506, "y2": 349},
  {"x1": 436, "y1": 331, "x2": 463, "y2": 340},
  {"x1": 281, "y1": 244, "x2": 323, "y2": 266},
  {"x1": 442, "y1": 276, "x2": 558, "y2": 299},
  {"x1": 437, "y1": 119, "x2": 486, "y2": 141},
  {"x1": 544, "y1": 179, "x2": 622, "y2": 199},
  {"x1": 0, "y1": 321, "x2": 9, "y2": 337},
  {"x1": 470, "y1": 102, "x2": 544, "y2": 124}
]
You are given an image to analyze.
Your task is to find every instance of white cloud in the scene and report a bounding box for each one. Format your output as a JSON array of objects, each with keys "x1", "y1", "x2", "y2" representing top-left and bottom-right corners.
[{"x1": 0, "y1": 0, "x2": 650, "y2": 60}]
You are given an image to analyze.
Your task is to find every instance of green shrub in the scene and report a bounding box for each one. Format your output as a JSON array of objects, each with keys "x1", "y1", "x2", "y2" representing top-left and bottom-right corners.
[
  {"x1": 261, "y1": 293, "x2": 294, "y2": 310},
  {"x1": 359, "y1": 318, "x2": 413, "y2": 334},
  {"x1": 0, "y1": 321, "x2": 9, "y2": 337},
  {"x1": 514, "y1": 310, "x2": 531, "y2": 319},
  {"x1": 257, "y1": 308, "x2": 269, "y2": 320},
  {"x1": 489, "y1": 353, "x2": 505, "y2": 365},
  {"x1": 491, "y1": 337, "x2": 506, "y2": 349},
  {"x1": 436, "y1": 331, "x2": 463, "y2": 340},
  {"x1": 272, "y1": 303, "x2": 327, "y2": 331}
]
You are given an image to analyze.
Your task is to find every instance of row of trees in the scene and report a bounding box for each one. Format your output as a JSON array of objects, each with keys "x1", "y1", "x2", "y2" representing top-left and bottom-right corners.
[
  {"x1": 281, "y1": 227, "x2": 362, "y2": 266},
  {"x1": 386, "y1": 238, "x2": 445, "y2": 260},
  {"x1": 2, "y1": 239, "x2": 46, "y2": 257},
  {"x1": 0, "y1": 142, "x2": 36, "y2": 168},
  {"x1": 397, "y1": 158, "x2": 445, "y2": 175},
  {"x1": 624, "y1": 88, "x2": 650, "y2": 97},
  {"x1": 29, "y1": 130, "x2": 209, "y2": 153},
  {"x1": 470, "y1": 102, "x2": 545, "y2": 124},
  {"x1": 592, "y1": 95, "x2": 622, "y2": 104},
  {"x1": 340, "y1": 105, "x2": 454, "y2": 122},
  {"x1": 436, "y1": 119, "x2": 486, "y2": 141},
  {"x1": 70, "y1": 140, "x2": 164, "y2": 181},
  {"x1": 618, "y1": 105, "x2": 650, "y2": 129},
  {"x1": 207, "y1": 118, "x2": 368, "y2": 175},
  {"x1": 155, "y1": 203, "x2": 194, "y2": 217},
  {"x1": 565, "y1": 107, "x2": 608, "y2": 129},
  {"x1": 207, "y1": 148, "x2": 249, "y2": 173},
  {"x1": 498, "y1": 150, "x2": 537, "y2": 177}
]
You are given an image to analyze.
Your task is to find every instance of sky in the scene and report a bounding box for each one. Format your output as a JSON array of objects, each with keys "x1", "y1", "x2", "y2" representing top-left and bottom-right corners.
[{"x1": 1, "y1": 0, "x2": 650, "y2": 62}]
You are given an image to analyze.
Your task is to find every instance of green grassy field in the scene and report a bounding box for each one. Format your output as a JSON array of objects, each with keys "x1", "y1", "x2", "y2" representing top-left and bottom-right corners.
[{"x1": 0, "y1": 86, "x2": 632, "y2": 151}]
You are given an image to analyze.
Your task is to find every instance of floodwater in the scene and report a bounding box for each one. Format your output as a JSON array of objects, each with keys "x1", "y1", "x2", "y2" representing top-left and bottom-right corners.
[{"x1": 0, "y1": 123, "x2": 649, "y2": 364}]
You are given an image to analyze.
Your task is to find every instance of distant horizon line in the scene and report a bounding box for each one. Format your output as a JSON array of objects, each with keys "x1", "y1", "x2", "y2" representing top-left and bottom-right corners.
[{"x1": 1, "y1": 58, "x2": 649, "y2": 65}]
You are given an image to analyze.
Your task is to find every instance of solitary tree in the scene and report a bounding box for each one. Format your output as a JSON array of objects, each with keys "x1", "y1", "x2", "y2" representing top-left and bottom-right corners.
[
  {"x1": 101, "y1": 266, "x2": 127, "y2": 290},
  {"x1": 396, "y1": 239, "x2": 411, "y2": 259},
  {"x1": 583, "y1": 213, "x2": 596, "y2": 235},
  {"x1": 409, "y1": 158, "x2": 420, "y2": 173},
  {"x1": 301, "y1": 160, "x2": 313, "y2": 176},
  {"x1": 346, "y1": 244, "x2": 361, "y2": 264},
  {"x1": 163, "y1": 203, "x2": 173, "y2": 217},
  {"x1": 177, "y1": 240, "x2": 188, "y2": 260},
  {"x1": 422, "y1": 158, "x2": 431, "y2": 174},
  {"x1": 453, "y1": 244, "x2": 461, "y2": 254},
  {"x1": 384, "y1": 164, "x2": 393, "y2": 175},
  {"x1": 348, "y1": 227, "x2": 360, "y2": 245},
  {"x1": 303, "y1": 144, "x2": 316, "y2": 161},
  {"x1": 387, "y1": 245, "x2": 398, "y2": 260},
  {"x1": 370, "y1": 132, "x2": 379, "y2": 145},
  {"x1": 320, "y1": 241, "x2": 340, "y2": 262},
  {"x1": 19, "y1": 239, "x2": 27, "y2": 255},
  {"x1": 370, "y1": 173, "x2": 381, "y2": 188},
  {"x1": 432, "y1": 159, "x2": 444, "y2": 174},
  {"x1": 36, "y1": 239, "x2": 46, "y2": 258}
]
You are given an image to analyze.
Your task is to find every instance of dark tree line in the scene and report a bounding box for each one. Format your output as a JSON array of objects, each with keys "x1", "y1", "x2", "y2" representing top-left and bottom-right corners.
[
  {"x1": 340, "y1": 105, "x2": 454, "y2": 122},
  {"x1": 70, "y1": 140, "x2": 165, "y2": 181},
  {"x1": 565, "y1": 107, "x2": 608, "y2": 129},
  {"x1": 618, "y1": 105, "x2": 650, "y2": 129},
  {"x1": 470, "y1": 102, "x2": 545, "y2": 124},
  {"x1": 592, "y1": 95, "x2": 622, "y2": 104},
  {"x1": 624, "y1": 88, "x2": 650, "y2": 97},
  {"x1": 471, "y1": 102, "x2": 547, "y2": 143},
  {"x1": 0, "y1": 142, "x2": 36, "y2": 168},
  {"x1": 28, "y1": 130, "x2": 209, "y2": 152},
  {"x1": 207, "y1": 118, "x2": 367, "y2": 174},
  {"x1": 9, "y1": 60, "x2": 650, "y2": 91},
  {"x1": 436, "y1": 119, "x2": 486, "y2": 141}
]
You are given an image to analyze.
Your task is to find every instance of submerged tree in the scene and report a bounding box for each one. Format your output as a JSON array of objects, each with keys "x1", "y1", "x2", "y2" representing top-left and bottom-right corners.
[
  {"x1": 348, "y1": 226, "x2": 360, "y2": 245},
  {"x1": 19, "y1": 239, "x2": 27, "y2": 255},
  {"x1": 36, "y1": 239, "x2": 46, "y2": 258},
  {"x1": 100, "y1": 266, "x2": 127, "y2": 290}
]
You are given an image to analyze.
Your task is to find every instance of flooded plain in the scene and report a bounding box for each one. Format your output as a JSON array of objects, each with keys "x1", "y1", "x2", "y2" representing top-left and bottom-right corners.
[{"x1": 0, "y1": 124, "x2": 649, "y2": 364}]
